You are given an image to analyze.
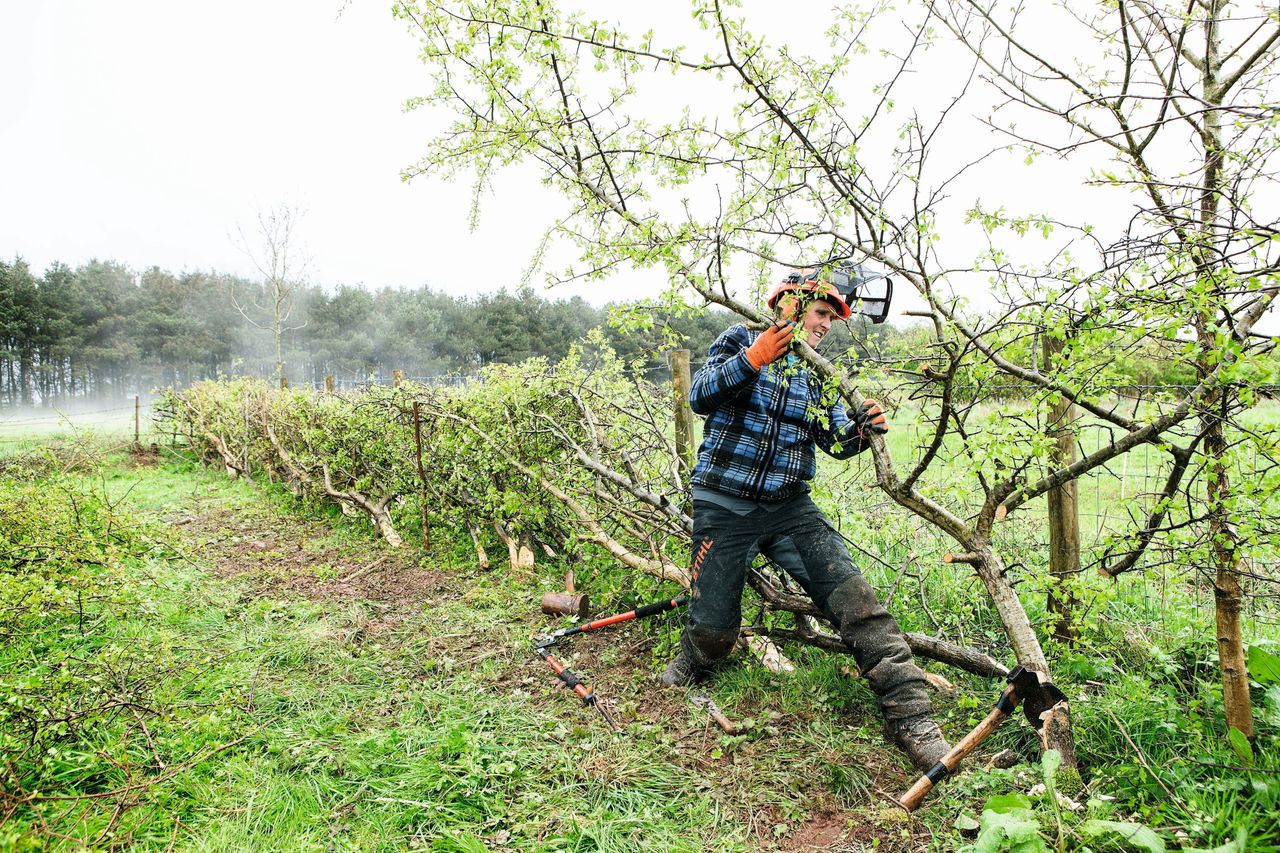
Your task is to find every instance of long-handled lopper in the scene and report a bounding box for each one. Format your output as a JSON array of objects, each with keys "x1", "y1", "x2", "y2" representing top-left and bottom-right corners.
[
  {"x1": 539, "y1": 596, "x2": 688, "y2": 646},
  {"x1": 533, "y1": 643, "x2": 620, "y2": 731},
  {"x1": 898, "y1": 664, "x2": 1067, "y2": 811},
  {"x1": 533, "y1": 595, "x2": 688, "y2": 730}
]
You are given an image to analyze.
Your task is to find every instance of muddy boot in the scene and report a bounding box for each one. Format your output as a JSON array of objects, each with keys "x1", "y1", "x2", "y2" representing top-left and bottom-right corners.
[
  {"x1": 659, "y1": 651, "x2": 705, "y2": 688},
  {"x1": 885, "y1": 714, "x2": 951, "y2": 772}
]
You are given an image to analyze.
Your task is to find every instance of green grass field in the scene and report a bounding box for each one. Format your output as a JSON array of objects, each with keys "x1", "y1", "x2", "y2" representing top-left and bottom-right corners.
[
  {"x1": 3, "y1": 415, "x2": 1278, "y2": 851},
  {"x1": 0, "y1": 403, "x2": 146, "y2": 457},
  {"x1": 2, "y1": 443, "x2": 947, "y2": 851}
]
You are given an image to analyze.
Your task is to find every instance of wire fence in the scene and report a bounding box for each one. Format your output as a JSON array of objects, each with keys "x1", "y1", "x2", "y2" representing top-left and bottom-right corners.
[
  {"x1": 865, "y1": 417, "x2": 1280, "y2": 646},
  {"x1": 0, "y1": 399, "x2": 150, "y2": 447}
]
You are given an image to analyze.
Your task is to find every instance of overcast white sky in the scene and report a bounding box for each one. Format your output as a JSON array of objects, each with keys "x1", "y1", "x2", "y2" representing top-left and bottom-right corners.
[
  {"x1": 0, "y1": 1, "x2": 1054, "y2": 314},
  {"x1": 0, "y1": 1, "x2": 599, "y2": 300},
  {"x1": 5, "y1": 2, "x2": 1271, "y2": 323}
]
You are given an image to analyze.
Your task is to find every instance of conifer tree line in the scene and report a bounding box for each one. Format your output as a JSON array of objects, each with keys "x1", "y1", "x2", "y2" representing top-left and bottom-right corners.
[
  {"x1": 0, "y1": 257, "x2": 763, "y2": 405},
  {"x1": 2, "y1": 255, "x2": 1207, "y2": 407}
]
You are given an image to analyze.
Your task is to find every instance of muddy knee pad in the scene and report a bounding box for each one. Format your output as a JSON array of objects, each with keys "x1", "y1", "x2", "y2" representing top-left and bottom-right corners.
[
  {"x1": 827, "y1": 576, "x2": 932, "y2": 719},
  {"x1": 825, "y1": 575, "x2": 892, "y2": 629},
  {"x1": 683, "y1": 625, "x2": 739, "y2": 667}
]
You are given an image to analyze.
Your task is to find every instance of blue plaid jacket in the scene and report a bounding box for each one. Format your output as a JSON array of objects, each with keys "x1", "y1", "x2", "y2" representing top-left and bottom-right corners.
[{"x1": 689, "y1": 324, "x2": 869, "y2": 501}]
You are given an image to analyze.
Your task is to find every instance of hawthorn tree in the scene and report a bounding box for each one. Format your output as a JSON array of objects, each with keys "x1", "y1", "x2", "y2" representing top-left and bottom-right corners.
[
  {"x1": 929, "y1": 0, "x2": 1280, "y2": 742},
  {"x1": 393, "y1": 0, "x2": 1280, "y2": 758}
]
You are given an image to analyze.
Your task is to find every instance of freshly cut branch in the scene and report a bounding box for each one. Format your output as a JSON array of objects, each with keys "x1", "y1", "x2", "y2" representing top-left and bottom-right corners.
[
  {"x1": 743, "y1": 624, "x2": 1007, "y2": 679},
  {"x1": 203, "y1": 430, "x2": 247, "y2": 480},
  {"x1": 748, "y1": 567, "x2": 1009, "y2": 677}
]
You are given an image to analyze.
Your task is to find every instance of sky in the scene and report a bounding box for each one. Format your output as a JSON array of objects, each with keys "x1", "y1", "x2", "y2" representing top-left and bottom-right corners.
[
  {"x1": 0, "y1": 1, "x2": 585, "y2": 300},
  {"x1": 3, "y1": 2, "x2": 1272, "y2": 325},
  {"x1": 0, "y1": 0, "x2": 1049, "y2": 315}
]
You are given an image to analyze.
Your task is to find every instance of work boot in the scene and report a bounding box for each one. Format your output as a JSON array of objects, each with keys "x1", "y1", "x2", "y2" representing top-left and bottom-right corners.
[
  {"x1": 885, "y1": 714, "x2": 951, "y2": 772},
  {"x1": 659, "y1": 651, "x2": 704, "y2": 688}
]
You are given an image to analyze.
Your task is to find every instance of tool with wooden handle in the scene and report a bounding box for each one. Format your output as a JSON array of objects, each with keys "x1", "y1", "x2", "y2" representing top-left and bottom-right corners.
[
  {"x1": 690, "y1": 690, "x2": 740, "y2": 734},
  {"x1": 898, "y1": 665, "x2": 1067, "y2": 811}
]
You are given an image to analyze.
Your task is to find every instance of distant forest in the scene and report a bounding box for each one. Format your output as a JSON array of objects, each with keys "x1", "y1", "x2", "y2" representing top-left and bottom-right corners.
[{"x1": 1, "y1": 257, "x2": 904, "y2": 406}]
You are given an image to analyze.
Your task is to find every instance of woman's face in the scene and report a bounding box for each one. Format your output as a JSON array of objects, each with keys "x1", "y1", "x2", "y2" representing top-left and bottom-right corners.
[{"x1": 778, "y1": 295, "x2": 840, "y2": 348}]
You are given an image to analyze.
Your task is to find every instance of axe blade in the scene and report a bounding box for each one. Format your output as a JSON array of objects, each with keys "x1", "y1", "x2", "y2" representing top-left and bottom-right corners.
[{"x1": 1010, "y1": 666, "x2": 1068, "y2": 730}]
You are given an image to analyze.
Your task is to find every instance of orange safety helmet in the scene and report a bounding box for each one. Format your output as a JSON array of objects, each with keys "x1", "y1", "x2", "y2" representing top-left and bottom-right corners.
[
  {"x1": 767, "y1": 265, "x2": 854, "y2": 320},
  {"x1": 767, "y1": 262, "x2": 894, "y2": 324}
]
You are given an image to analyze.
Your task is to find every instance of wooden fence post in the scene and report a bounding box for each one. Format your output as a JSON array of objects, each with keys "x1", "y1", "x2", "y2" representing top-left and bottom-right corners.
[
  {"x1": 242, "y1": 392, "x2": 252, "y2": 479},
  {"x1": 412, "y1": 400, "x2": 430, "y2": 549},
  {"x1": 325, "y1": 374, "x2": 335, "y2": 394},
  {"x1": 280, "y1": 376, "x2": 289, "y2": 390},
  {"x1": 134, "y1": 394, "x2": 141, "y2": 448},
  {"x1": 670, "y1": 350, "x2": 695, "y2": 477},
  {"x1": 1044, "y1": 334, "x2": 1081, "y2": 644}
]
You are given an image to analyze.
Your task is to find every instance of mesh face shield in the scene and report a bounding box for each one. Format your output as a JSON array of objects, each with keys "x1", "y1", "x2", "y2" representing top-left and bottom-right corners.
[{"x1": 821, "y1": 263, "x2": 894, "y2": 324}]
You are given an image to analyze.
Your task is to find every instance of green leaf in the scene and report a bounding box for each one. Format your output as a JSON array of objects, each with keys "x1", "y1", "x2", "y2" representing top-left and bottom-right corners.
[
  {"x1": 1246, "y1": 644, "x2": 1280, "y2": 684},
  {"x1": 1080, "y1": 820, "x2": 1166, "y2": 853},
  {"x1": 1260, "y1": 685, "x2": 1280, "y2": 728},
  {"x1": 974, "y1": 808, "x2": 1048, "y2": 853},
  {"x1": 1227, "y1": 726, "x2": 1254, "y2": 766},
  {"x1": 983, "y1": 793, "x2": 1034, "y2": 814},
  {"x1": 1041, "y1": 749, "x2": 1062, "y2": 794},
  {"x1": 955, "y1": 812, "x2": 980, "y2": 832}
]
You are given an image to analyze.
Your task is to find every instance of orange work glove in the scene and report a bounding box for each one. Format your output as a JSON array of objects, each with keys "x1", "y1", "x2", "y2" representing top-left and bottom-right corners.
[
  {"x1": 744, "y1": 322, "x2": 795, "y2": 370},
  {"x1": 854, "y1": 399, "x2": 888, "y2": 439}
]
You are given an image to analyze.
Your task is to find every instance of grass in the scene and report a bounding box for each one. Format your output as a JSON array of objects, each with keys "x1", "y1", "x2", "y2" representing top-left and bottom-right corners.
[
  {"x1": 0, "y1": 403, "x2": 143, "y2": 444},
  {"x1": 4, "y1": 423, "x2": 1279, "y2": 851},
  {"x1": 4, "y1": 446, "x2": 928, "y2": 851}
]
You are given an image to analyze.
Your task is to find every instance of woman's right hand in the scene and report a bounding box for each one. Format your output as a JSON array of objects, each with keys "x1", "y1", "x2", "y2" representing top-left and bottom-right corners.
[{"x1": 744, "y1": 322, "x2": 795, "y2": 370}]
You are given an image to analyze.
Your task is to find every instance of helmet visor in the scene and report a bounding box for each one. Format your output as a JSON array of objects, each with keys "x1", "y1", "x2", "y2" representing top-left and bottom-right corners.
[{"x1": 830, "y1": 265, "x2": 893, "y2": 325}]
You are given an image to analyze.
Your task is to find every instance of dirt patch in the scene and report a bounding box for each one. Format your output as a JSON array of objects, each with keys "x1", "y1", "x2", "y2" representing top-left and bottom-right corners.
[
  {"x1": 748, "y1": 803, "x2": 919, "y2": 853},
  {"x1": 775, "y1": 808, "x2": 851, "y2": 852},
  {"x1": 171, "y1": 502, "x2": 450, "y2": 633},
  {"x1": 126, "y1": 443, "x2": 162, "y2": 468}
]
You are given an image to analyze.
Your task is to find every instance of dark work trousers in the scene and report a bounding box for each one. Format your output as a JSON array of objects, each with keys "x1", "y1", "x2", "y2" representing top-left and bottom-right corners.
[{"x1": 683, "y1": 492, "x2": 933, "y2": 721}]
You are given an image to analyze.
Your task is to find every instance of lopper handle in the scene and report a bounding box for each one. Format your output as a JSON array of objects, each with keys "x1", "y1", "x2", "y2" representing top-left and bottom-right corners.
[
  {"x1": 555, "y1": 596, "x2": 689, "y2": 639},
  {"x1": 629, "y1": 596, "x2": 689, "y2": 620},
  {"x1": 539, "y1": 648, "x2": 594, "y2": 704}
]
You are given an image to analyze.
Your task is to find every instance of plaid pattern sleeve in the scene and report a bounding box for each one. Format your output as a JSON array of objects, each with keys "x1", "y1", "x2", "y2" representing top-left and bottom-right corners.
[
  {"x1": 689, "y1": 325, "x2": 867, "y2": 500},
  {"x1": 689, "y1": 324, "x2": 759, "y2": 415}
]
